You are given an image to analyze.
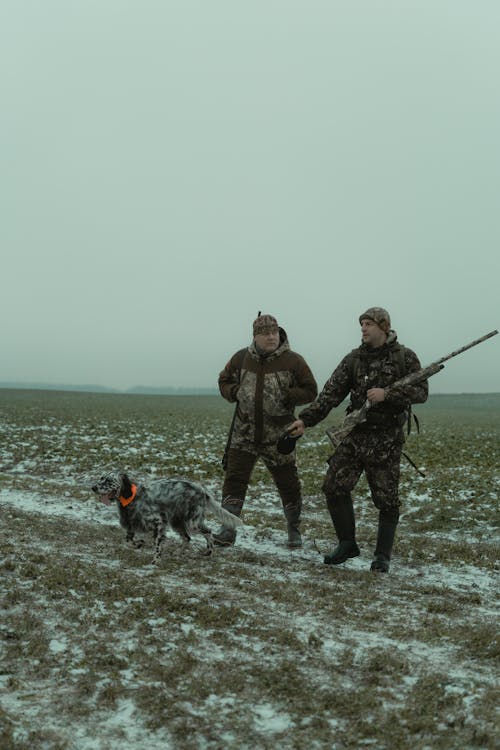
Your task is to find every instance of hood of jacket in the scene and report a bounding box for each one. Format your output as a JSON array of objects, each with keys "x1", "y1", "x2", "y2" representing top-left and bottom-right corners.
[
  {"x1": 359, "y1": 329, "x2": 399, "y2": 360},
  {"x1": 248, "y1": 326, "x2": 290, "y2": 361}
]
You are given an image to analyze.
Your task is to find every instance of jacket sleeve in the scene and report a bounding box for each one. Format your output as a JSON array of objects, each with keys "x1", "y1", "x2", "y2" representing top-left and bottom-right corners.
[
  {"x1": 285, "y1": 356, "x2": 318, "y2": 408},
  {"x1": 298, "y1": 354, "x2": 352, "y2": 428},
  {"x1": 218, "y1": 350, "x2": 245, "y2": 403},
  {"x1": 384, "y1": 347, "x2": 429, "y2": 408}
]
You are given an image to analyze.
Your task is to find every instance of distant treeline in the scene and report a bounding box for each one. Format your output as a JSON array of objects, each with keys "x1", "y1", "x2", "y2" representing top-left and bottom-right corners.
[
  {"x1": 126, "y1": 386, "x2": 218, "y2": 395},
  {"x1": 0, "y1": 382, "x2": 218, "y2": 395},
  {"x1": 0, "y1": 382, "x2": 498, "y2": 399}
]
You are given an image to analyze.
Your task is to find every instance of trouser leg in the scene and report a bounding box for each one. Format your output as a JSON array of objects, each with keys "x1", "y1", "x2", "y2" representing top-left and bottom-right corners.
[
  {"x1": 267, "y1": 461, "x2": 303, "y2": 548},
  {"x1": 365, "y1": 432, "x2": 402, "y2": 572},
  {"x1": 365, "y1": 439, "x2": 402, "y2": 517},
  {"x1": 322, "y1": 436, "x2": 363, "y2": 565},
  {"x1": 215, "y1": 449, "x2": 257, "y2": 546},
  {"x1": 222, "y1": 448, "x2": 257, "y2": 505}
]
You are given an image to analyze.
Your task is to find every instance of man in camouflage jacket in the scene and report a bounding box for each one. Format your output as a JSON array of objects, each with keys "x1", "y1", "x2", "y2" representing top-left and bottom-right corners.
[
  {"x1": 288, "y1": 307, "x2": 428, "y2": 572},
  {"x1": 215, "y1": 313, "x2": 318, "y2": 548}
]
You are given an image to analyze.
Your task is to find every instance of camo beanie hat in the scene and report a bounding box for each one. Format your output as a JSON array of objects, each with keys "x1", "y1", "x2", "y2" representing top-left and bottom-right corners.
[
  {"x1": 253, "y1": 313, "x2": 279, "y2": 336},
  {"x1": 359, "y1": 307, "x2": 391, "y2": 333}
]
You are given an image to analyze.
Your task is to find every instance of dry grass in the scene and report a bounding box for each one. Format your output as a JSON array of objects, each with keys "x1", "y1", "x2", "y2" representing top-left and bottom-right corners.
[{"x1": 0, "y1": 390, "x2": 499, "y2": 749}]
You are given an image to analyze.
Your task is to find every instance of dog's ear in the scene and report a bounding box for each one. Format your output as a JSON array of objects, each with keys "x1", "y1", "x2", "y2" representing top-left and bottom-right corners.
[{"x1": 120, "y1": 472, "x2": 132, "y2": 495}]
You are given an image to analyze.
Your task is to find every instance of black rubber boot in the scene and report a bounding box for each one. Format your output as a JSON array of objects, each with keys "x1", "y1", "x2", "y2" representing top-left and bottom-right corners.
[
  {"x1": 270, "y1": 463, "x2": 303, "y2": 549},
  {"x1": 287, "y1": 524, "x2": 302, "y2": 548},
  {"x1": 370, "y1": 516, "x2": 398, "y2": 573},
  {"x1": 324, "y1": 498, "x2": 360, "y2": 565},
  {"x1": 285, "y1": 510, "x2": 302, "y2": 549},
  {"x1": 213, "y1": 499, "x2": 242, "y2": 547},
  {"x1": 324, "y1": 540, "x2": 360, "y2": 565},
  {"x1": 213, "y1": 527, "x2": 237, "y2": 546}
]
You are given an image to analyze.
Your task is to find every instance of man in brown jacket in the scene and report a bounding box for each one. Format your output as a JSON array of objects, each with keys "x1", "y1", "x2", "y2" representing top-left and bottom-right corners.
[{"x1": 215, "y1": 313, "x2": 318, "y2": 548}]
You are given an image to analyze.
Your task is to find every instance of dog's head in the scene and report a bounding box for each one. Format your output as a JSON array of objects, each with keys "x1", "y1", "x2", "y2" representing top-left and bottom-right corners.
[{"x1": 91, "y1": 471, "x2": 128, "y2": 506}]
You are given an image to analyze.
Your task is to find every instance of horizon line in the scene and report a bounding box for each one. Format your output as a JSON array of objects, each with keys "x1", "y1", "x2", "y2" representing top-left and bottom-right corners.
[{"x1": 0, "y1": 382, "x2": 499, "y2": 397}]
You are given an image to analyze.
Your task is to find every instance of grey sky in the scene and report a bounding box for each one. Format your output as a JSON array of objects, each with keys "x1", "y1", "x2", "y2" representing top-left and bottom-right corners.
[{"x1": 2, "y1": 1, "x2": 498, "y2": 393}]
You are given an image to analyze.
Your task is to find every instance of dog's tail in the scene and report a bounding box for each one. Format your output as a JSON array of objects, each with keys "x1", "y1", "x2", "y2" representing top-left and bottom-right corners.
[{"x1": 206, "y1": 495, "x2": 244, "y2": 528}]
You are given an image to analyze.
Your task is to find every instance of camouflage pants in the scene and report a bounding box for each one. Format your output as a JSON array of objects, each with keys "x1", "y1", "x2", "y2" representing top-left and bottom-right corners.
[
  {"x1": 222, "y1": 447, "x2": 302, "y2": 517},
  {"x1": 322, "y1": 426, "x2": 403, "y2": 518}
]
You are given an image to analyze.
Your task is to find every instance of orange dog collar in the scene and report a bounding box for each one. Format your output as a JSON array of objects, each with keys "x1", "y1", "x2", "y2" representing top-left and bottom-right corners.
[{"x1": 119, "y1": 484, "x2": 137, "y2": 507}]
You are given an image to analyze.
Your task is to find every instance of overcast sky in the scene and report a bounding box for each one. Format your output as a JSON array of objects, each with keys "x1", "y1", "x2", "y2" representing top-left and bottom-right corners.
[{"x1": 1, "y1": 1, "x2": 498, "y2": 393}]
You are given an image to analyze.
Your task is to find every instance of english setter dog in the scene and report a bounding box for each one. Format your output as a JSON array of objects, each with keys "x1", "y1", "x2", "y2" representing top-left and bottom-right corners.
[{"x1": 91, "y1": 471, "x2": 242, "y2": 564}]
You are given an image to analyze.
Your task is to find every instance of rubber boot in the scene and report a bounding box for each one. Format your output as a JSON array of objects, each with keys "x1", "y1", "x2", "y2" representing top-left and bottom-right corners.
[
  {"x1": 324, "y1": 499, "x2": 360, "y2": 565},
  {"x1": 284, "y1": 508, "x2": 302, "y2": 549},
  {"x1": 270, "y1": 462, "x2": 303, "y2": 549},
  {"x1": 370, "y1": 515, "x2": 398, "y2": 573},
  {"x1": 213, "y1": 499, "x2": 242, "y2": 547}
]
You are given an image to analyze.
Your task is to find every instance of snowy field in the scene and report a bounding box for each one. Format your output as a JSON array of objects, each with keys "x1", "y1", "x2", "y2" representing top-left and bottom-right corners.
[{"x1": 0, "y1": 390, "x2": 498, "y2": 750}]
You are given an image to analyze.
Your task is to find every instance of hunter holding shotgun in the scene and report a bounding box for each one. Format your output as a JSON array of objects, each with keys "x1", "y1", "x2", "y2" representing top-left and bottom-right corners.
[{"x1": 288, "y1": 307, "x2": 428, "y2": 573}]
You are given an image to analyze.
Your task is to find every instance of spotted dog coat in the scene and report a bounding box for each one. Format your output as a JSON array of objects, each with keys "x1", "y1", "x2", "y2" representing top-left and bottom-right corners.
[{"x1": 91, "y1": 471, "x2": 243, "y2": 564}]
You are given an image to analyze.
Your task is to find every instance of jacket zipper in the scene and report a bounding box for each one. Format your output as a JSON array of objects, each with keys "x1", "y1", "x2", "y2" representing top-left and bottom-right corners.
[{"x1": 254, "y1": 358, "x2": 265, "y2": 445}]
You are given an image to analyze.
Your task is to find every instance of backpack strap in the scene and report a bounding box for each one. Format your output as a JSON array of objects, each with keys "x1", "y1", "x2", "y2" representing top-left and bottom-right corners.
[
  {"x1": 402, "y1": 450, "x2": 426, "y2": 477},
  {"x1": 388, "y1": 344, "x2": 419, "y2": 435},
  {"x1": 390, "y1": 344, "x2": 407, "y2": 379},
  {"x1": 349, "y1": 349, "x2": 362, "y2": 384}
]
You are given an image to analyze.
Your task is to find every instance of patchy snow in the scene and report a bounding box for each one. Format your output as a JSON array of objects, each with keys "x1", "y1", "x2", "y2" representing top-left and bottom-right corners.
[
  {"x1": 1, "y1": 485, "x2": 497, "y2": 596},
  {"x1": 253, "y1": 702, "x2": 293, "y2": 733},
  {"x1": 1, "y1": 487, "x2": 117, "y2": 526},
  {"x1": 1, "y1": 484, "x2": 498, "y2": 749}
]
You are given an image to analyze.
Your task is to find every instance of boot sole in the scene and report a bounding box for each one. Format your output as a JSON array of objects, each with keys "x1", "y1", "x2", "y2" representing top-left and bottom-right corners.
[
  {"x1": 213, "y1": 538, "x2": 236, "y2": 547},
  {"x1": 370, "y1": 553, "x2": 390, "y2": 572},
  {"x1": 324, "y1": 545, "x2": 360, "y2": 565},
  {"x1": 370, "y1": 561, "x2": 390, "y2": 573}
]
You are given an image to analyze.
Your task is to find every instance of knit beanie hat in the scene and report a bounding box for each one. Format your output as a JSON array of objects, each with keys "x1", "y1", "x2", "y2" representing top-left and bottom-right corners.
[
  {"x1": 359, "y1": 307, "x2": 391, "y2": 333},
  {"x1": 253, "y1": 313, "x2": 279, "y2": 336}
]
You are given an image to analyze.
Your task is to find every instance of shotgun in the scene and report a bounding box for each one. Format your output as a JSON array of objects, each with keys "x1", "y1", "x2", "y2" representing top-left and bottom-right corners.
[{"x1": 326, "y1": 329, "x2": 498, "y2": 449}]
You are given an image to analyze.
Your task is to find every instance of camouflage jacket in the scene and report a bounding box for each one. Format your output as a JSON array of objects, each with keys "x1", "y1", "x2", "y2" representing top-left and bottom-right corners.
[
  {"x1": 299, "y1": 331, "x2": 428, "y2": 429},
  {"x1": 219, "y1": 328, "x2": 318, "y2": 448}
]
